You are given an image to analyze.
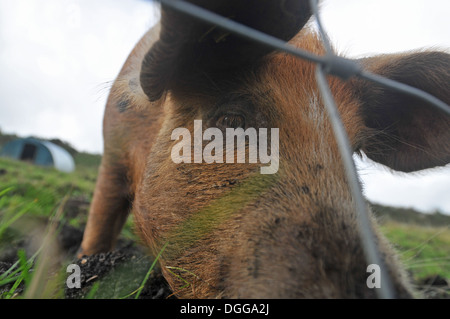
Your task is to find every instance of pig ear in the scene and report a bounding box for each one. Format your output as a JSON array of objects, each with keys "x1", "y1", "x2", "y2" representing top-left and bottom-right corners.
[
  {"x1": 140, "y1": 0, "x2": 312, "y2": 101},
  {"x1": 352, "y1": 52, "x2": 450, "y2": 172}
]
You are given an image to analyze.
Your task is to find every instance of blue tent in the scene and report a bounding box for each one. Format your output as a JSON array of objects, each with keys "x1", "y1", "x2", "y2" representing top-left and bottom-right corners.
[{"x1": 0, "y1": 137, "x2": 75, "y2": 173}]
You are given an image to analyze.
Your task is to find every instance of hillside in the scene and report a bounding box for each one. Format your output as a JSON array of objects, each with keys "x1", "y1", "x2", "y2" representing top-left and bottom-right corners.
[{"x1": 371, "y1": 203, "x2": 450, "y2": 228}]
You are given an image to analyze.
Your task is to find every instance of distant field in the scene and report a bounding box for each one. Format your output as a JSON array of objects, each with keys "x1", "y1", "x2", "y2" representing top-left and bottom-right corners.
[
  {"x1": 369, "y1": 204, "x2": 450, "y2": 281},
  {"x1": 0, "y1": 154, "x2": 449, "y2": 298},
  {"x1": 380, "y1": 222, "x2": 450, "y2": 280},
  {"x1": 0, "y1": 156, "x2": 97, "y2": 219}
]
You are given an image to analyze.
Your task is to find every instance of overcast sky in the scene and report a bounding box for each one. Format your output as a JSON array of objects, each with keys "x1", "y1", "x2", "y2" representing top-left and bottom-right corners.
[{"x1": 0, "y1": 0, "x2": 449, "y2": 214}]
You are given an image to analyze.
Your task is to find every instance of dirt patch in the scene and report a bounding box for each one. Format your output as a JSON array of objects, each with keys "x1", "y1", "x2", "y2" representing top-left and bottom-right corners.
[
  {"x1": 63, "y1": 196, "x2": 90, "y2": 220},
  {"x1": 65, "y1": 243, "x2": 174, "y2": 299},
  {"x1": 416, "y1": 275, "x2": 450, "y2": 299},
  {"x1": 0, "y1": 215, "x2": 174, "y2": 299}
]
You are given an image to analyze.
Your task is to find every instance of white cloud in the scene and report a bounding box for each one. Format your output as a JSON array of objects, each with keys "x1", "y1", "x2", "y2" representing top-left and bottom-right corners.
[
  {"x1": 0, "y1": 0, "x2": 158, "y2": 153},
  {"x1": 320, "y1": 0, "x2": 450, "y2": 57},
  {"x1": 355, "y1": 156, "x2": 450, "y2": 214}
]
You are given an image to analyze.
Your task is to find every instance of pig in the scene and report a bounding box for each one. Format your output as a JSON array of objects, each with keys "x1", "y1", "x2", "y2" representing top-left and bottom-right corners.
[{"x1": 79, "y1": 0, "x2": 450, "y2": 298}]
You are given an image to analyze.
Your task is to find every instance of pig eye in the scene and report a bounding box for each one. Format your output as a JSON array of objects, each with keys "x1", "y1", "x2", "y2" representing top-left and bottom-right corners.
[{"x1": 216, "y1": 114, "x2": 246, "y2": 130}]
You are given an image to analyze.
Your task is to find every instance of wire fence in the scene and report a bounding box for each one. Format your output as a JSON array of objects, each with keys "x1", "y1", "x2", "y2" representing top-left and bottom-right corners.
[{"x1": 152, "y1": 0, "x2": 450, "y2": 299}]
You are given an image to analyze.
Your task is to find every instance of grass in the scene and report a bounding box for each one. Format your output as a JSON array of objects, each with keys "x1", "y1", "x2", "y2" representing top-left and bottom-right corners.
[
  {"x1": 0, "y1": 249, "x2": 32, "y2": 298},
  {"x1": 0, "y1": 157, "x2": 95, "y2": 298},
  {"x1": 0, "y1": 156, "x2": 149, "y2": 298},
  {"x1": 0, "y1": 154, "x2": 449, "y2": 298},
  {"x1": 0, "y1": 157, "x2": 96, "y2": 219},
  {"x1": 381, "y1": 222, "x2": 450, "y2": 280},
  {"x1": 372, "y1": 204, "x2": 450, "y2": 282}
]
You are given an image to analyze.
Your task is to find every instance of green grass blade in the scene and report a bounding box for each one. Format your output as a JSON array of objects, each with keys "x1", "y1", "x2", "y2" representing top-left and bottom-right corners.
[
  {"x1": 133, "y1": 242, "x2": 168, "y2": 299},
  {"x1": 0, "y1": 187, "x2": 14, "y2": 197}
]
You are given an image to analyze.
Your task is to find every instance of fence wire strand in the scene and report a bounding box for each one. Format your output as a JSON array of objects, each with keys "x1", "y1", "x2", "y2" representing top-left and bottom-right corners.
[
  {"x1": 152, "y1": 0, "x2": 450, "y2": 299},
  {"x1": 309, "y1": 0, "x2": 395, "y2": 300}
]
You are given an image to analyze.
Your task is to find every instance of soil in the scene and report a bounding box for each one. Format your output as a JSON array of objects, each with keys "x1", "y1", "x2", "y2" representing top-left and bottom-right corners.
[
  {"x1": 416, "y1": 275, "x2": 450, "y2": 299},
  {"x1": 65, "y1": 243, "x2": 174, "y2": 299},
  {"x1": 0, "y1": 221, "x2": 174, "y2": 299}
]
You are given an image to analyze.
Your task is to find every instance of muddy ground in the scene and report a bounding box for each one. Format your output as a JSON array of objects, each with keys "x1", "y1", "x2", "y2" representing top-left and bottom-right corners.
[
  {"x1": 0, "y1": 222, "x2": 174, "y2": 299},
  {"x1": 0, "y1": 197, "x2": 448, "y2": 299},
  {"x1": 0, "y1": 196, "x2": 174, "y2": 299}
]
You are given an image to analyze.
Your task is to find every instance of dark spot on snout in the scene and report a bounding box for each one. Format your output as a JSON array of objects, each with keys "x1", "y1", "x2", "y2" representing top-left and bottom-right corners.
[
  {"x1": 251, "y1": 254, "x2": 261, "y2": 279},
  {"x1": 307, "y1": 163, "x2": 324, "y2": 176},
  {"x1": 300, "y1": 185, "x2": 310, "y2": 195},
  {"x1": 117, "y1": 95, "x2": 130, "y2": 113},
  {"x1": 342, "y1": 221, "x2": 348, "y2": 231},
  {"x1": 216, "y1": 179, "x2": 237, "y2": 188}
]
